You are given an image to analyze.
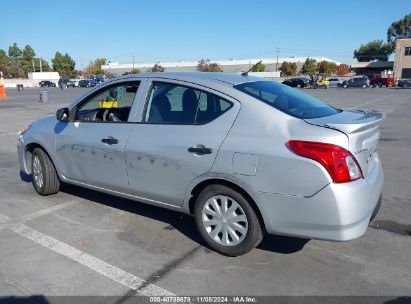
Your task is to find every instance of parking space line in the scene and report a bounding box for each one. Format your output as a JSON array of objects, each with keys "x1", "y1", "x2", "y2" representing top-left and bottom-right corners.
[
  {"x1": 10, "y1": 222, "x2": 174, "y2": 296},
  {"x1": 0, "y1": 205, "x2": 175, "y2": 296},
  {"x1": 0, "y1": 201, "x2": 77, "y2": 230}
]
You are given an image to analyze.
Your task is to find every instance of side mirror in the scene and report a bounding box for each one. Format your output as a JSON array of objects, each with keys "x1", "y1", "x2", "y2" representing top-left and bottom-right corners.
[{"x1": 56, "y1": 108, "x2": 70, "y2": 122}]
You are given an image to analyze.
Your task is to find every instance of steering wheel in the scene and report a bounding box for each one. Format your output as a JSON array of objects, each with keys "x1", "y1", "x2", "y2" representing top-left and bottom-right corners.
[
  {"x1": 102, "y1": 109, "x2": 110, "y2": 121},
  {"x1": 103, "y1": 109, "x2": 121, "y2": 122}
]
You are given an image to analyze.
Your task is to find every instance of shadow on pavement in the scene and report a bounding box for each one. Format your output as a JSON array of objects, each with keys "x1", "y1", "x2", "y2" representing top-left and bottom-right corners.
[
  {"x1": 0, "y1": 296, "x2": 48, "y2": 304},
  {"x1": 57, "y1": 183, "x2": 309, "y2": 255}
]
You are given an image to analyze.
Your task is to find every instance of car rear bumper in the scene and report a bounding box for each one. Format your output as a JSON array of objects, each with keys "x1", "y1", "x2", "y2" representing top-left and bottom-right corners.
[{"x1": 256, "y1": 154, "x2": 383, "y2": 241}]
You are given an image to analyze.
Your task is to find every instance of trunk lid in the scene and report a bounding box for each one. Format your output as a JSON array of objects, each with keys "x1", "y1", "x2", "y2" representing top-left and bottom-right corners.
[{"x1": 305, "y1": 109, "x2": 384, "y2": 177}]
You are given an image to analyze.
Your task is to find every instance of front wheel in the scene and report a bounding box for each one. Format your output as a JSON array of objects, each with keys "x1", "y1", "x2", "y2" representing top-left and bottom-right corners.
[
  {"x1": 362, "y1": 84, "x2": 367, "y2": 88},
  {"x1": 194, "y1": 184, "x2": 263, "y2": 256},
  {"x1": 31, "y1": 148, "x2": 60, "y2": 195}
]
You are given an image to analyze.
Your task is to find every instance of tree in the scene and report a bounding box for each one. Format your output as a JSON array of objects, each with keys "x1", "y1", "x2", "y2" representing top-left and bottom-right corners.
[
  {"x1": 148, "y1": 63, "x2": 165, "y2": 72},
  {"x1": 279, "y1": 61, "x2": 297, "y2": 76},
  {"x1": 387, "y1": 13, "x2": 411, "y2": 44},
  {"x1": 20, "y1": 44, "x2": 36, "y2": 74},
  {"x1": 35, "y1": 58, "x2": 52, "y2": 72},
  {"x1": 84, "y1": 58, "x2": 107, "y2": 76},
  {"x1": 196, "y1": 59, "x2": 223, "y2": 72},
  {"x1": 301, "y1": 58, "x2": 317, "y2": 75},
  {"x1": 336, "y1": 64, "x2": 349, "y2": 76},
  {"x1": 0, "y1": 48, "x2": 25, "y2": 78},
  {"x1": 52, "y1": 52, "x2": 76, "y2": 78},
  {"x1": 8, "y1": 43, "x2": 22, "y2": 62},
  {"x1": 353, "y1": 40, "x2": 393, "y2": 62},
  {"x1": 250, "y1": 61, "x2": 266, "y2": 72},
  {"x1": 0, "y1": 49, "x2": 8, "y2": 64},
  {"x1": 316, "y1": 60, "x2": 337, "y2": 75},
  {"x1": 130, "y1": 68, "x2": 141, "y2": 74}
]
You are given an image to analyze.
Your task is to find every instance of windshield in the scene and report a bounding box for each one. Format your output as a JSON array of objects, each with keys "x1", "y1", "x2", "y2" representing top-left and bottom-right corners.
[{"x1": 234, "y1": 81, "x2": 340, "y2": 119}]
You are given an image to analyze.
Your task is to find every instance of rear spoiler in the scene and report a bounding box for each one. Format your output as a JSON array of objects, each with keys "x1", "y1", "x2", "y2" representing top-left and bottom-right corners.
[{"x1": 305, "y1": 109, "x2": 384, "y2": 134}]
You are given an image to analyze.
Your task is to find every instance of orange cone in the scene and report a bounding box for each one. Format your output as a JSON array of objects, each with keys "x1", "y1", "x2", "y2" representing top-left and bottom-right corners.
[{"x1": 0, "y1": 85, "x2": 6, "y2": 100}]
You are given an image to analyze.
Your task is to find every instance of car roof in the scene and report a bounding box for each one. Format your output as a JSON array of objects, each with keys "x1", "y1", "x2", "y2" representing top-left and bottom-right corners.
[{"x1": 103, "y1": 72, "x2": 263, "y2": 87}]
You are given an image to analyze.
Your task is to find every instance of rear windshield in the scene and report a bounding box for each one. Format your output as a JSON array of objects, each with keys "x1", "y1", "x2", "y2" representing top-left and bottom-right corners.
[{"x1": 234, "y1": 81, "x2": 340, "y2": 119}]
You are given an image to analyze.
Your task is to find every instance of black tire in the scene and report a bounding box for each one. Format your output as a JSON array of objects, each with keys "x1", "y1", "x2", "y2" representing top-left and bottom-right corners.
[
  {"x1": 31, "y1": 148, "x2": 60, "y2": 195},
  {"x1": 377, "y1": 81, "x2": 383, "y2": 88},
  {"x1": 343, "y1": 84, "x2": 348, "y2": 88},
  {"x1": 362, "y1": 84, "x2": 367, "y2": 88},
  {"x1": 194, "y1": 184, "x2": 263, "y2": 256},
  {"x1": 403, "y1": 83, "x2": 410, "y2": 88}
]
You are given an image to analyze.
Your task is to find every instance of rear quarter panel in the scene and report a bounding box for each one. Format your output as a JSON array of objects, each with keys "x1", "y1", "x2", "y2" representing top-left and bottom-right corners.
[{"x1": 211, "y1": 95, "x2": 349, "y2": 197}]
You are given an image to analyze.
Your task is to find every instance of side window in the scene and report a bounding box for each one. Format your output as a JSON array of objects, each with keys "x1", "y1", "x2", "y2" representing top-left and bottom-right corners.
[
  {"x1": 76, "y1": 82, "x2": 139, "y2": 122},
  {"x1": 143, "y1": 82, "x2": 232, "y2": 125},
  {"x1": 405, "y1": 47, "x2": 411, "y2": 56}
]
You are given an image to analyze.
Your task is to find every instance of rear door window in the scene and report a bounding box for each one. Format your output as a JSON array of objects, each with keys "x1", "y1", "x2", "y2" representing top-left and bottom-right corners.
[
  {"x1": 234, "y1": 81, "x2": 340, "y2": 119},
  {"x1": 143, "y1": 82, "x2": 232, "y2": 124}
]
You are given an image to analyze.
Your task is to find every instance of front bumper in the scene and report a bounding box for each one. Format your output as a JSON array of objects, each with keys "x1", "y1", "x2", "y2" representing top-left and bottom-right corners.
[{"x1": 256, "y1": 154, "x2": 384, "y2": 241}]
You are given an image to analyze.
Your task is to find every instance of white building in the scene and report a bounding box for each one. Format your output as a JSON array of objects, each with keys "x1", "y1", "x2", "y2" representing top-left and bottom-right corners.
[
  {"x1": 28, "y1": 72, "x2": 60, "y2": 82},
  {"x1": 102, "y1": 56, "x2": 341, "y2": 75}
]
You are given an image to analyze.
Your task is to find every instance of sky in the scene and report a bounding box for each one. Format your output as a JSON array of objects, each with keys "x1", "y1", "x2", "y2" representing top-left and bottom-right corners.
[{"x1": 1, "y1": 0, "x2": 410, "y2": 70}]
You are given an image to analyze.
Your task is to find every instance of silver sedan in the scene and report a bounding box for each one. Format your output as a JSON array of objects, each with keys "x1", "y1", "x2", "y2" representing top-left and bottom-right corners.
[{"x1": 17, "y1": 72, "x2": 383, "y2": 256}]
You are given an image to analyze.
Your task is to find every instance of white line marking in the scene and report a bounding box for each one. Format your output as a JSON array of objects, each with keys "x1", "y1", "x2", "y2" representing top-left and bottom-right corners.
[
  {"x1": 0, "y1": 204, "x2": 174, "y2": 296},
  {"x1": 10, "y1": 223, "x2": 174, "y2": 296},
  {"x1": 0, "y1": 201, "x2": 77, "y2": 230},
  {"x1": 17, "y1": 201, "x2": 78, "y2": 223},
  {"x1": 0, "y1": 213, "x2": 9, "y2": 223}
]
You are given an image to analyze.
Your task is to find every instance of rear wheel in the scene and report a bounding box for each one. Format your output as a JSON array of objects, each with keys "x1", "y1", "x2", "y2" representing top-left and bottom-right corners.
[
  {"x1": 343, "y1": 84, "x2": 348, "y2": 88},
  {"x1": 31, "y1": 148, "x2": 60, "y2": 195},
  {"x1": 362, "y1": 84, "x2": 367, "y2": 88},
  {"x1": 403, "y1": 83, "x2": 410, "y2": 88},
  {"x1": 194, "y1": 184, "x2": 263, "y2": 256},
  {"x1": 377, "y1": 81, "x2": 383, "y2": 88}
]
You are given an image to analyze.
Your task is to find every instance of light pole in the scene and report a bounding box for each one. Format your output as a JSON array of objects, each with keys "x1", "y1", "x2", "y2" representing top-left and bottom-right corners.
[{"x1": 275, "y1": 48, "x2": 282, "y2": 71}]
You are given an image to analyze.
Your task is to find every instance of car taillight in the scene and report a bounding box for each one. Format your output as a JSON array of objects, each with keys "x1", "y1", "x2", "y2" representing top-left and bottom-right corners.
[{"x1": 287, "y1": 140, "x2": 363, "y2": 183}]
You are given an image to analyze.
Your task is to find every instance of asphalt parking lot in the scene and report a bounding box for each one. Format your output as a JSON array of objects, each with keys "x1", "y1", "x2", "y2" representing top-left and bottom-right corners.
[{"x1": 0, "y1": 86, "x2": 410, "y2": 301}]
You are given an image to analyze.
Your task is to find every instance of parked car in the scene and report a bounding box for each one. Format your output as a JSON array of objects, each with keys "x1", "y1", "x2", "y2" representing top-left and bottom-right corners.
[
  {"x1": 397, "y1": 79, "x2": 411, "y2": 88},
  {"x1": 18, "y1": 73, "x2": 383, "y2": 256},
  {"x1": 368, "y1": 74, "x2": 395, "y2": 87},
  {"x1": 327, "y1": 78, "x2": 344, "y2": 87},
  {"x1": 70, "y1": 79, "x2": 80, "y2": 87},
  {"x1": 94, "y1": 77, "x2": 105, "y2": 84},
  {"x1": 282, "y1": 77, "x2": 310, "y2": 88},
  {"x1": 341, "y1": 77, "x2": 370, "y2": 88},
  {"x1": 39, "y1": 80, "x2": 56, "y2": 87},
  {"x1": 58, "y1": 79, "x2": 75, "y2": 87},
  {"x1": 78, "y1": 79, "x2": 97, "y2": 88}
]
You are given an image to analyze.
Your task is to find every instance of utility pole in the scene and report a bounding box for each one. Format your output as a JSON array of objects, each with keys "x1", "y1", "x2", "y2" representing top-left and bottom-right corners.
[
  {"x1": 275, "y1": 48, "x2": 281, "y2": 71},
  {"x1": 32, "y1": 60, "x2": 35, "y2": 72},
  {"x1": 132, "y1": 53, "x2": 135, "y2": 71},
  {"x1": 39, "y1": 59, "x2": 42, "y2": 72}
]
